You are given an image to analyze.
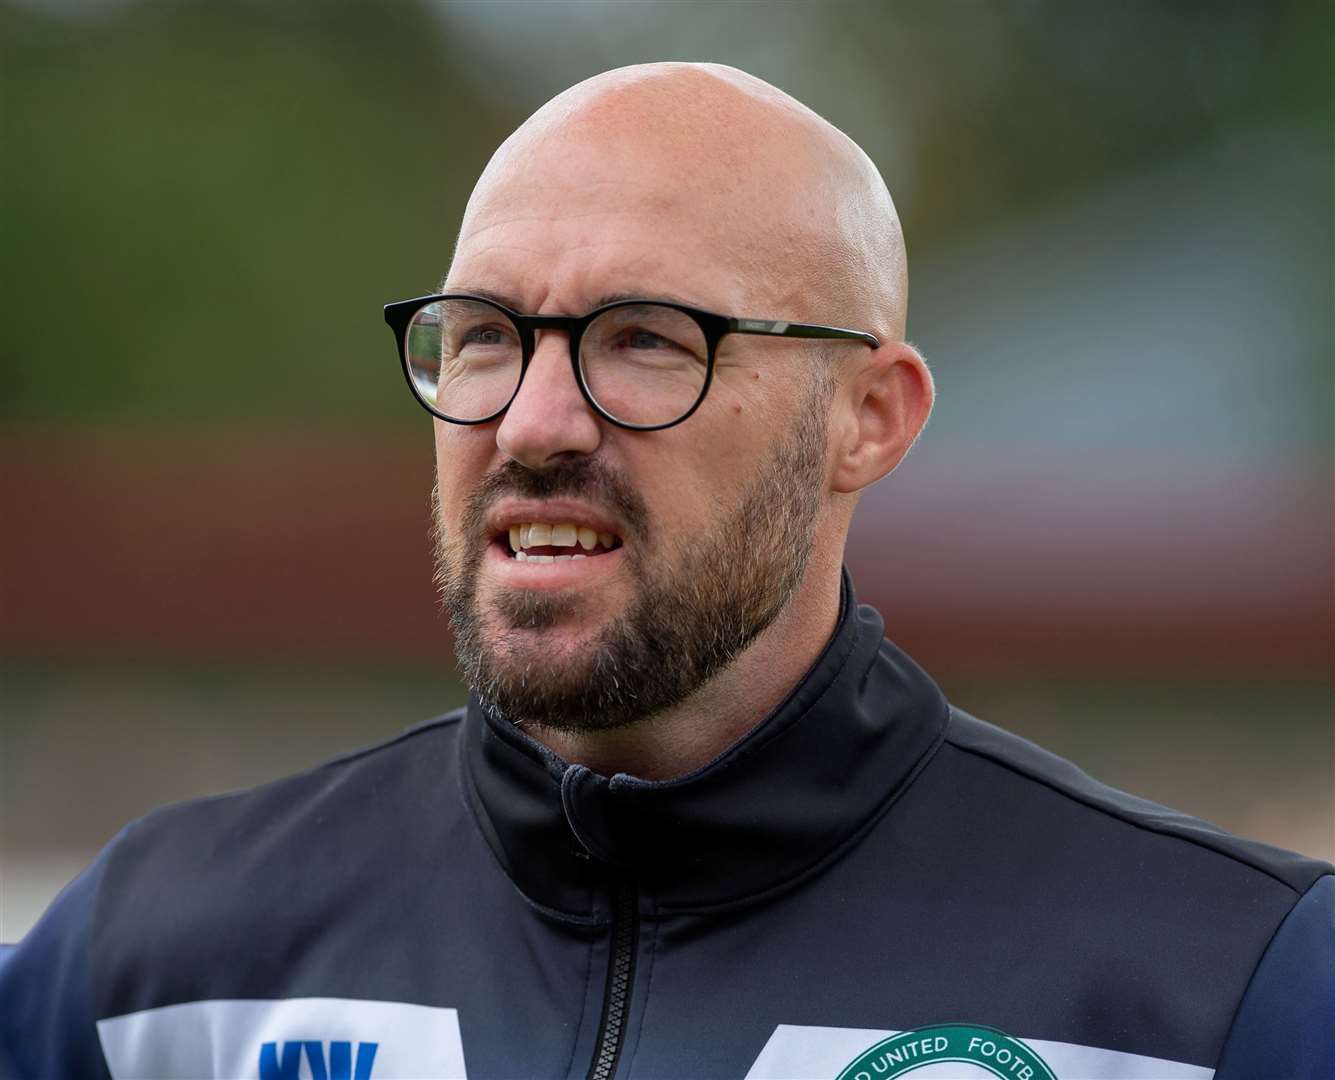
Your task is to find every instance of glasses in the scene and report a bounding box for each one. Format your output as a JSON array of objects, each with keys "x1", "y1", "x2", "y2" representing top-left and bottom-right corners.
[{"x1": 383, "y1": 293, "x2": 879, "y2": 431}]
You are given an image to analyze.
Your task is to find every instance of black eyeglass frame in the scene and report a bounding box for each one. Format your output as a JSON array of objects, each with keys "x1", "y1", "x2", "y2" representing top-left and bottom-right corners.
[{"x1": 383, "y1": 293, "x2": 880, "y2": 432}]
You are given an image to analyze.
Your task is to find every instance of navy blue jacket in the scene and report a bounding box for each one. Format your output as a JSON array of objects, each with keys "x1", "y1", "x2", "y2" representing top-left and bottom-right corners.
[{"x1": 3, "y1": 581, "x2": 1331, "y2": 1078}]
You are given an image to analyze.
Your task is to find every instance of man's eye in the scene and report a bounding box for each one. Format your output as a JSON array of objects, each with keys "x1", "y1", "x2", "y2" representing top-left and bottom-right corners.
[
  {"x1": 624, "y1": 329, "x2": 674, "y2": 350},
  {"x1": 462, "y1": 326, "x2": 510, "y2": 346}
]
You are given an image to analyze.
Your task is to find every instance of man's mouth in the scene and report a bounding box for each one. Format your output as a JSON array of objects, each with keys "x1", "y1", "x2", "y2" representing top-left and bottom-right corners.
[{"x1": 501, "y1": 522, "x2": 624, "y2": 564}]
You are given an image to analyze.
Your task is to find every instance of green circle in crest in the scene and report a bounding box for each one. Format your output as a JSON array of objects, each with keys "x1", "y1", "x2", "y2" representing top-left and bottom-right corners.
[{"x1": 836, "y1": 1024, "x2": 1059, "y2": 1080}]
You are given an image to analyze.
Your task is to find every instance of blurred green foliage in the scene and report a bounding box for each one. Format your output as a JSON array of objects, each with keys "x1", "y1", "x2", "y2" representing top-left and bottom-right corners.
[
  {"x1": 1, "y1": 0, "x2": 1330, "y2": 428},
  {"x1": 2, "y1": 0, "x2": 516, "y2": 425}
]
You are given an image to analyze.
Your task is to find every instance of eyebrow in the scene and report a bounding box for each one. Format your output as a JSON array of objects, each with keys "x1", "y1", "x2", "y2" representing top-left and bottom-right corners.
[
  {"x1": 445, "y1": 286, "x2": 709, "y2": 315},
  {"x1": 444, "y1": 285, "x2": 524, "y2": 310}
]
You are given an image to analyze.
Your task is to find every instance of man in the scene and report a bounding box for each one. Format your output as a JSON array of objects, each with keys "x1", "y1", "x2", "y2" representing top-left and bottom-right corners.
[{"x1": 2, "y1": 63, "x2": 1330, "y2": 1080}]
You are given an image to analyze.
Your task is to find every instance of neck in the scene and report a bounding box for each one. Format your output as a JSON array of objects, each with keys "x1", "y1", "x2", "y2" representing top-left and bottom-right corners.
[{"x1": 530, "y1": 553, "x2": 845, "y2": 780}]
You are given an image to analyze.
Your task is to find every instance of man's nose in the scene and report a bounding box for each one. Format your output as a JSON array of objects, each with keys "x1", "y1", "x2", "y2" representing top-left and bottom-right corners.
[{"x1": 495, "y1": 331, "x2": 602, "y2": 468}]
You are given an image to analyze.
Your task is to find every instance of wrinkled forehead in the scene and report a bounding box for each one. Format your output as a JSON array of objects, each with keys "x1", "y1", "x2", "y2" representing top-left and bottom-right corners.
[{"x1": 449, "y1": 74, "x2": 854, "y2": 318}]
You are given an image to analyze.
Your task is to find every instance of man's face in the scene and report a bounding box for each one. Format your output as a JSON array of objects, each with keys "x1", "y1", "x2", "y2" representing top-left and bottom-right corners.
[{"x1": 431, "y1": 111, "x2": 837, "y2": 732}]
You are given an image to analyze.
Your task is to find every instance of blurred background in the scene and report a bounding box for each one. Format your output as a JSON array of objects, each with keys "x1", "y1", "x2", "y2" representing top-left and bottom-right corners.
[{"x1": 2, "y1": 0, "x2": 1331, "y2": 941}]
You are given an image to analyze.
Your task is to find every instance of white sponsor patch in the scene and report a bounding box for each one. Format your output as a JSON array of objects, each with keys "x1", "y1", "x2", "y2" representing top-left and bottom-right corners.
[
  {"x1": 96, "y1": 997, "x2": 467, "y2": 1080},
  {"x1": 745, "y1": 1024, "x2": 1214, "y2": 1080}
]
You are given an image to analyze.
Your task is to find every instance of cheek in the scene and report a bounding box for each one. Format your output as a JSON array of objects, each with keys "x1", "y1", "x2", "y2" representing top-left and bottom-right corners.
[
  {"x1": 707, "y1": 355, "x2": 800, "y2": 427},
  {"x1": 433, "y1": 423, "x2": 497, "y2": 530},
  {"x1": 636, "y1": 423, "x2": 769, "y2": 530}
]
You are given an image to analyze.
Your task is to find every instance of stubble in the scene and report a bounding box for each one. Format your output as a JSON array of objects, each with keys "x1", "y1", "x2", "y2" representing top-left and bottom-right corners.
[{"x1": 431, "y1": 391, "x2": 829, "y2": 734}]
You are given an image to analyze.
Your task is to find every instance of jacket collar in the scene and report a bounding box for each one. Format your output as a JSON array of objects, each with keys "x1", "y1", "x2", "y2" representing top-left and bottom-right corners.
[{"x1": 460, "y1": 570, "x2": 949, "y2": 918}]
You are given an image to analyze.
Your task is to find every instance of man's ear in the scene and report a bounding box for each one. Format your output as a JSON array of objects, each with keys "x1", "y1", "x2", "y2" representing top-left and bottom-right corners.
[{"x1": 831, "y1": 342, "x2": 934, "y2": 494}]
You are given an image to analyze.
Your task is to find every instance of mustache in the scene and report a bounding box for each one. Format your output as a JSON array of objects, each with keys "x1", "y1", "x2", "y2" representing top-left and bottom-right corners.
[{"x1": 460, "y1": 457, "x2": 651, "y2": 540}]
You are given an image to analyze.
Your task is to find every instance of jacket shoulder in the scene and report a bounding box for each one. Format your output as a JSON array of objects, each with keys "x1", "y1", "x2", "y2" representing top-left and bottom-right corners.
[
  {"x1": 91, "y1": 711, "x2": 469, "y2": 1019},
  {"x1": 944, "y1": 706, "x2": 1333, "y2": 894}
]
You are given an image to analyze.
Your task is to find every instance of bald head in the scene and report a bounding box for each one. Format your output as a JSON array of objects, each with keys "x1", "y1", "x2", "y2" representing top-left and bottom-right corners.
[{"x1": 452, "y1": 63, "x2": 909, "y2": 340}]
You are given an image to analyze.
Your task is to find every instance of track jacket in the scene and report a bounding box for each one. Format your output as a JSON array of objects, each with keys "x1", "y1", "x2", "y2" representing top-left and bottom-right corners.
[{"x1": 3, "y1": 576, "x2": 1332, "y2": 1079}]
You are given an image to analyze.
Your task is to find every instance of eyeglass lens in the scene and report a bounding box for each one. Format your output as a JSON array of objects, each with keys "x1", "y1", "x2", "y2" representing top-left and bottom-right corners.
[{"x1": 404, "y1": 299, "x2": 709, "y2": 427}]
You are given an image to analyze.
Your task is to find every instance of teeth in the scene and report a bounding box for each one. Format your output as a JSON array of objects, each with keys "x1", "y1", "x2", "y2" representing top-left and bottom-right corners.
[
  {"x1": 515, "y1": 550, "x2": 583, "y2": 565},
  {"x1": 507, "y1": 521, "x2": 621, "y2": 556}
]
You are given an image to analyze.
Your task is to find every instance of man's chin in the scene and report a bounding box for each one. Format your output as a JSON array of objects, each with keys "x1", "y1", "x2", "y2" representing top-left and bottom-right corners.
[
  {"x1": 488, "y1": 622, "x2": 607, "y2": 664},
  {"x1": 469, "y1": 627, "x2": 640, "y2": 733},
  {"x1": 474, "y1": 588, "x2": 617, "y2": 659},
  {"x1": 482, "y1": 576, "x2": 626, "y2": 635}
]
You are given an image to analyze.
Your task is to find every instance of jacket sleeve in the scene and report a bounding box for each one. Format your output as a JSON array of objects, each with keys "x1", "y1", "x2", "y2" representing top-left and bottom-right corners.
[
  {"x1": 0, "y1": 844, "x2": 115, "y2": 1080},
  {"x1": 1214, "y1": 872, "x2": 1335, "y2": 1079}
]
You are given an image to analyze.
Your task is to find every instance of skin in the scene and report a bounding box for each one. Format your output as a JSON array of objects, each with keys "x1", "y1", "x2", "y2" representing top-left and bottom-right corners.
[{"x1": 434, "y1": 62, "x2": 933, "y2": 780}]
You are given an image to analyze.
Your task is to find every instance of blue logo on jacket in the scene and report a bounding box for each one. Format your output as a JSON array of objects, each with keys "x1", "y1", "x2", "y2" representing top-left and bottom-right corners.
[{"x1": 259, "y1": 1039, "x2": 379, "y2": 1080}]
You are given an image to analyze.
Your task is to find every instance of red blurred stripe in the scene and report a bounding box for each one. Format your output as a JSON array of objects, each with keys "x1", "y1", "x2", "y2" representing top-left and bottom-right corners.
[
  {"x1": 2, "y1": 427, "x2": 1330, "y2": 674},
  {"x1": 0, "y1": 427, "x2": 442, "y2": 661}
]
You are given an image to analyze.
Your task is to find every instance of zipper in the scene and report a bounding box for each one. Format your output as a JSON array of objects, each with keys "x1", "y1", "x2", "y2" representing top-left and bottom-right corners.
[{"x1": 586, "y1": 873, "x2": 638, "y2": 1080}]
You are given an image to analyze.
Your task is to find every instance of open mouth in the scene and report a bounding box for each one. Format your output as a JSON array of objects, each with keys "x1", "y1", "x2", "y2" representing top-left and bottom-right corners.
[{"x1": 498, "y1": 522, "x2": 624, "y2": 564}]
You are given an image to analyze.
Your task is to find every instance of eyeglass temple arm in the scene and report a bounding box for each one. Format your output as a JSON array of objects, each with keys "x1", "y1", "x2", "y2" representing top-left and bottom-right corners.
[{"x1": 725, "y1": 318, "x2": 879, "y2": 348}]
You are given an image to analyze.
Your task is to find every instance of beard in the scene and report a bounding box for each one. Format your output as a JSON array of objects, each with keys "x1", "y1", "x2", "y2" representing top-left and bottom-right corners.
[{"x1": 432, "y1": 399, "x2": 829, "y2": 734}]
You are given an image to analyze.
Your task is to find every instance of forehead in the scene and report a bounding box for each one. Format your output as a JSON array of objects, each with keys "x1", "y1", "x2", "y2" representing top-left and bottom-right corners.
[{"x1": 448, "y1": 113, "x2": 836, "y2": 317}]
